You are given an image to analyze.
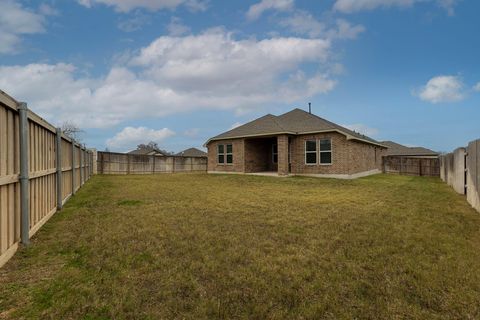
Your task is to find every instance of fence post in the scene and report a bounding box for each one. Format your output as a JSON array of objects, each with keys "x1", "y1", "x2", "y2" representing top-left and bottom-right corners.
[
  {"x1": 464, "y1": 152, "x2": 468, "y2": 195},
  {"x1": 80, "y1": 145, "x2": 84, "y2": 185},
  {"x1": 18, "y1": 102, "x2": 30, "y2": 245},
  {"x1": 87, "y1": 150, "x2": 91, "y2": 179},
  {"x1": 172, "y1": 156, "x2": 175, "y2": 173},
  {"x1": 127, "y1": 154, "x2": 131, "y2": 174},
  {"x1": 72, "y1": 140, "x2": 76, "y2": 195},
  {"x1": 100, "y1": 152, "x2": 104, "y2": 174},
  {"x1": 152, "y1": 155, "x2": 155, "y2": 174},
  {"x1": 56, "y1": 128, "x2": 63, "y2": 210}
]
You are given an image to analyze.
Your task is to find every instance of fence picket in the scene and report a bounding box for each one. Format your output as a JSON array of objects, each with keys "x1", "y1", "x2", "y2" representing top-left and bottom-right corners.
[
  {"x1": 96, "y1": 152, "x2": 207, "y2": 174},
  {"x1": 440, "y1": 139, "x2": 480, "y2": 213},
  {"x1": 0, "y1": 90, "x2": 93, "y2": 268}
]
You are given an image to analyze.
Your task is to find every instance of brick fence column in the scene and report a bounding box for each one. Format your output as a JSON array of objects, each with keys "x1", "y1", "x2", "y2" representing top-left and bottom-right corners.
[{"x1": 277, "y1": 135, "x2": 289, "y2": 176}]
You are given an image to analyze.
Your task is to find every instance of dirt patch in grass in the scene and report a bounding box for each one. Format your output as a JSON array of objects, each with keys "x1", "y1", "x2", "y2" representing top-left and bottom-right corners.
[{"x1": 1, "y1": 173, "x2": 479, "y2": 319}]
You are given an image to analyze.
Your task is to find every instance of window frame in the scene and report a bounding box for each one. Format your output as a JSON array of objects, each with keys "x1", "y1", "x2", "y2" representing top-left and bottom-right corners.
[
  {"x1": 226, "y1": 144, "x2": 233, "y2": 165},
  {"x1": 319, "y1": 138, "x2": 332, "y2": 165},
  {"x1": 217, "y1": 144, "x2": 225, "y2": 165},
  {"x1": 304, "y1": 140, "x2": 318, "y2": 165}
]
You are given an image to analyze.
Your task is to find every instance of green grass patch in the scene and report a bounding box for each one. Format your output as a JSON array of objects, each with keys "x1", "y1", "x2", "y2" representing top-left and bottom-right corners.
[
  {"x1": 0, "y1": 173, "x2": 479, "y2": 319},
  {"x1": 117, "y1": 199, "x2": 143, "y2": 206}
]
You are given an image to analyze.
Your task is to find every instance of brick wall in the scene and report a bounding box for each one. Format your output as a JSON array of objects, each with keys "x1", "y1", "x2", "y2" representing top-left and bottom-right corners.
[
  {"x1": 347, "y1": 139, "x2": 385, "y2": 174},
  {"x1": 290, "y1": 132, "x2": 385, "y2": 175},
  {"x1": 207, "y1": 133, "x2": 386, "y2": 175},
  {"x1": 277, "y1": 135, "x2": 289, "y2": 175},
  {"x1": 207, "y1": 139, "x2": 244, "y2": 172}
]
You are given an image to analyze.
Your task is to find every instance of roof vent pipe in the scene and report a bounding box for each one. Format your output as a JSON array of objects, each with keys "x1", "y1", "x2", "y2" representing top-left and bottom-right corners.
[{"x1": 308, "y1": 102, "x2": 311, "y2": 114}]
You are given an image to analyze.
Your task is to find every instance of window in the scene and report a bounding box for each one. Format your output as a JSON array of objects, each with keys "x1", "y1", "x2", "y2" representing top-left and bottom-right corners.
[
  {"x1": 226, "y1": 144, "x2": 233, "y2": 164},
  {"x1": 272, "y1": 143, "x2": 278, "y2": 163},
  {"x1": 319, "y1": 139, "x2": 332, "y2": 164},
  {"x1": 305, "y1": 140, "x2": 317, "y2": 164},
  {"x1": 218, "y1": 144, "x2": 225, "y2": 164}
]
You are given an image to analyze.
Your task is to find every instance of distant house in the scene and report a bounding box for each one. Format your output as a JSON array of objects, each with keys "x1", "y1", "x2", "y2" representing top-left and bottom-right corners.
[
  {"x1": 175, "y1": 148, "x2": 207, "y2": 157},
  {"x1": 381, "y1": 141, "x2": 439, "y2": 158},
  {"x1": 127, "y1": 147, "x2": 168, "y2": 156},
  {"x1": 205, "y1": 108, "x2": 387, "y2": 179}
]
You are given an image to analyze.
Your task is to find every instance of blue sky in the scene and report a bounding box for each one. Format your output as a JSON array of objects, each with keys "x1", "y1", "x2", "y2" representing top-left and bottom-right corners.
[{"x1": 0, "y1": 0, "x2": 478, "y2": 153}]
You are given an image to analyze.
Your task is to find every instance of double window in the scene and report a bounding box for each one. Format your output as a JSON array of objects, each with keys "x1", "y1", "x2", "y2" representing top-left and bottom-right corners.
[
  {"x1": 305, "y1": 139, "x2": 332, "y2": 165},
  {"x1": 218, "y1": 145, "x2": 225, "y2": 164},
  {"x1": 226, "y1": 144, "x2": 233, "y2": 164},
  {"x1": 305, "y1": 140, "x2": 317, "y2": 164},
  {"x1": 217, "y1": 144, "x2": 233, "y2": 164},
  {"x1": 319, "y1": 139, "x2": 332, "y2": 165}
]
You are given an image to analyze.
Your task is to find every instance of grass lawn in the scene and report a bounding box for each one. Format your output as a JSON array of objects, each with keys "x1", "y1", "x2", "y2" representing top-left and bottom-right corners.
[{"x1": 1, "y1": 173, "x2": 480, "y2": 319}]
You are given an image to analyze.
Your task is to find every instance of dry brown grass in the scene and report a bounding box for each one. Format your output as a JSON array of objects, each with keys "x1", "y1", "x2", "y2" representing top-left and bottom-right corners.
[{"x1": 1, "y1": 173, "x2": 479, "y2": 319}]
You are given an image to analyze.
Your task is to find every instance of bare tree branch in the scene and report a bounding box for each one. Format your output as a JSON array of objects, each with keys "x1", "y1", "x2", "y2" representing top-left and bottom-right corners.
[{"x1": 61, "y1": 121, "x2": 84, "y2": 141}]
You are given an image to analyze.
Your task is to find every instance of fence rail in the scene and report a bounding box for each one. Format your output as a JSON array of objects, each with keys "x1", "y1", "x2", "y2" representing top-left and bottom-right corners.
[
  {"x1": 383, "y1": 156, "x2": 440, "y2": 177},
  {"x1": 0, "y1": 90, "x2": 93, "y2": 268},
  {"x1": 97, "y1": 152, "x2": 207, "y2": 174},
  {"x1": 440, "y1": 139, "x2": 480, "y2": 213}
]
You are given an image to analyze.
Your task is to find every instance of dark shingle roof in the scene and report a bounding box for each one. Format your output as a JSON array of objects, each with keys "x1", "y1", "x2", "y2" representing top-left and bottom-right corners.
[
  {"x1": 207, "y1": 108, "x2": 385, "y2": 147},
  {"x1": 175, "y1": 148, "x2": 207, "y2": 157},
  {"x1": 381, "y1": 141, "x2": 439, "y2": 157}
]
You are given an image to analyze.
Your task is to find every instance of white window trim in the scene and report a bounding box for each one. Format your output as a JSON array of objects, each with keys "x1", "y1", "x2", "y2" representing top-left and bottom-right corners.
[
  {"x1": 272, "y1": 143, "x2": 278, "y2": 164},
  {"x1": 217, "y1": 144, "x2": 225, "y2": 165},
  {"x1": 226, "y1": 144, "x2": 233, "y2": 165},
  {"x1": 319, "y1": 138, "x2": 332, "y2": 166},
  {"x1": 305, "y1": 140, "x2": 317, "y2": 165}
]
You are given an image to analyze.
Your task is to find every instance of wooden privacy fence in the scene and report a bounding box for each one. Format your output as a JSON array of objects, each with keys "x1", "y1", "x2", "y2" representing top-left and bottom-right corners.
[
  {"x1": 383, "y1": 156, "x2": 440, "y2": 177},
  {"x1": 0, "y1": 91, "x2": 94, "y2": 268},
  {"x1": 97, "y1": 151, "x2": 207, "y2": 174},
  {"x1": 440, "y1": 139, "x2": 480, "y2": 213}
]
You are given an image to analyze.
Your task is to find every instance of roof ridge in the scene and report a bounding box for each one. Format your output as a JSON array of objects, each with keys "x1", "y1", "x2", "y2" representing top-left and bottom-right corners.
[
  {"x1": 206, "y1": 108, "x2": 386, "y2": 147},
  {"x1": 270, "y1": 114, "x2": 289, "y2": 132}
]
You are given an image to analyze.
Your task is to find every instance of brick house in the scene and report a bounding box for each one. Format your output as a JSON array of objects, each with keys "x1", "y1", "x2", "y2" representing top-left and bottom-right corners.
[{"x1": 205, "y1": 108, "x2": 387, "y2": 179}]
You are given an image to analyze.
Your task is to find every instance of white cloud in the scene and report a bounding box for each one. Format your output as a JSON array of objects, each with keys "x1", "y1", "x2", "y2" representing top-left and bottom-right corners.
[
  {"x1": 106, "y1": 127, "x2": 175, "y2": 151},
  {"x1": 334, "y1": 0, "x2": 416, "y2": 12},
  {"x1": 343, "y1": 124, "x2": 379, "y2": 137},
  {"x1": 77, "y1": 0, "x2": 208, "y2": 12},
  {"x1": 280, "y1": 10, "x2": 325, "y2": 38},
  {"x1": 0, "y1": 29, "x2": 337, "y2": 129},
  {"x1": 167, "y1": 17, "x2": 191, "y2": 36},
  {"x1": 474, "y1": 82, "x2": 480, "y2": 92},
  {"x1": 118, "y1": 12, "x2": 151, "y2": 32},
  {"x1": 246, "y1": 0, "x2": 294, "y2": 20},
  {"x1": 417, "y1": 75, "x2": 465, "y2": 104},
  {"x1": 183, "y1": 128, "x2": 200, "y2": 137},
  {"x1": 333, "y1": 0, "x2": 458, "y2": 15},
  {"x1": 38, "y1": 4, "x2": 60, "y2": 16},
  {"x1": 0, "y1": 0, "x2": 47, "y2": 54},
  {"x1": 437, "y1": 0, "x2": 458, "y2": 16},
  {"x1": 332, "y1": 19, "x2": 366, "y2": 39},
  {"x1": 280, "y1": 11, "x2": 364, "y2": 40}
]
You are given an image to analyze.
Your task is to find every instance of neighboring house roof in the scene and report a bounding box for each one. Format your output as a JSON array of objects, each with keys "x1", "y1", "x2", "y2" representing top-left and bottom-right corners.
[
  {"x1": 127, "y1": 147, "x2": 168, "y2": 156},
  {"x1": 206, "y1": 108, "x2": 386, "y2": 147},
  {"x1": 175, "y1": 148, "x2": 207, "y2": 157},
  {"x1": 381, "y1": 141, "x2": 439, "y2": 157}
]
